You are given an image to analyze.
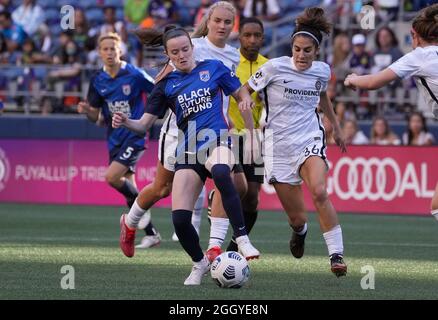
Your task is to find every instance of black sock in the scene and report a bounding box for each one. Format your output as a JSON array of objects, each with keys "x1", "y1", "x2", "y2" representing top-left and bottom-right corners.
[
  {"x1": 244, "y1": 210, "x2": 258, "y2": 234},
  {"x1": 172, "y1": 210, "x2": 204, "y2": 262},
  {"x1": 211, "y1": 164, "x2": 246, "y2": 238},
  {"x1": 117, "y1": 180, "x2": 138, "y2": 208},
  {"x1": 144, "y1": 222, "x2": 157, "y2": 236}
]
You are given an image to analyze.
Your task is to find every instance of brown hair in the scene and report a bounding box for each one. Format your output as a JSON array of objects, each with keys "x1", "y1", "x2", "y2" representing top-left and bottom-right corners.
[
  {"x1": 412, "y1": 3, "x2": 438, "y2": 43},
  {"x1": 134, "y1": 25, "x2": 192, "y2": 51},
  {"x1": 293, "y1": 7, "x2": 332, "y2": 46}
]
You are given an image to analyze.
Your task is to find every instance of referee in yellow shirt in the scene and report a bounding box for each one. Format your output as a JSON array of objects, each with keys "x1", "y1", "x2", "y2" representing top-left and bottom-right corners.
[{"x1": 227, "y1": 17, "x2": 268, "y2": 252}]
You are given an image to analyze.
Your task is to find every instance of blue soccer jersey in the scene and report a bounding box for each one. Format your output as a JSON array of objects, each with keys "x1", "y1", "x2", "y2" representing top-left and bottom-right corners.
[
  {"x1": 146, "y1": 59, "x2": 241, "y2": 160},
  {"x1": 87, "y1": 61, "x2": 155, "y2": 151}
]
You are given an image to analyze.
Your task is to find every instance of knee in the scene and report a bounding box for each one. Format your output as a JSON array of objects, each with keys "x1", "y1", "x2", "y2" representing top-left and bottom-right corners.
[
  {"x1": 311, "y1": 185, "x2": 328, "y2": 205},
  {"x1": 105, "y1": 173, "x2": 120, "y2": 188},
  {"x1": 211, "y1": 164, "x2": 232, "y2": 188}
]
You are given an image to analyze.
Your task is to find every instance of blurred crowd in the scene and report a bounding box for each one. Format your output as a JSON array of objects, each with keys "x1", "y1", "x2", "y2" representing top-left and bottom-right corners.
[{"x1": 0, "y1": 0, "x2": 436, "y2": 144}]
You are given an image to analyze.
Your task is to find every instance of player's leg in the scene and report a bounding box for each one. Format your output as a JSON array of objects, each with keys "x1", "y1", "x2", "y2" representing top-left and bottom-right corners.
[
  {"x1": 205, "y1": 146, "x2": 259, "y2": 260},
  {"x1": 226, "y1": 162, "x2": 263, "y2": 251},
  {"x1": 273, "y1": 182, "x2": 308, "y2": 259},
  {"x1": 172, "y1": 185, "x2": 206, "y2": 241},
  {"x1": 119, "y1": 160, "x2": 173, "y2": 257},
  {"x1": 124, "y1": 171, "x2": 160, "y2": 245},
  {"x1": 300, "y1": 156, "x2": 347, "y2": 277},
  {"x1": 172, "y1": 168, "x2": 209, "y2": 285},
  {"x1": 206, "y1": 167, "x2": 247, "y2": 260},
  {"x1": 431, "y1": 182, "x2": 438, "y2": 221}
]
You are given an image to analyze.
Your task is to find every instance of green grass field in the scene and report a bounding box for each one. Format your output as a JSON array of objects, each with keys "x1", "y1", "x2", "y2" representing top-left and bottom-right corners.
[{"x1": 0, "y1": 203, "x2": 437, "y2": 300}]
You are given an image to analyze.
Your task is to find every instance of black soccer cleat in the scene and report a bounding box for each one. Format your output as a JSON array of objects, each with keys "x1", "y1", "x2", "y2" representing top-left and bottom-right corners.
[
  {"x1": 289, "y1": 230, "x2": 307, "y2": 259},
  {"x1": 330, "y1": 253, "x2": 347, "y2": 277}
]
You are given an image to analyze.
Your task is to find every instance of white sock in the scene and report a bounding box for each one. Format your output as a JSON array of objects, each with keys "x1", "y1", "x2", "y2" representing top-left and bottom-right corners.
[
  {"x1": 126, "y1": 200, "x2": 149, "y2": 228},
  {"x1": 293, "y1": 223, "x2": 307, "y2": 235},
  {"x1": 192, "y1": 186, "x2": 206, "y2": 235},
  {"x1": 432, "y1": 209, "x2": 438, "y2": 221},
  {"x1": 208, "y1": 217, "x2": 229, "y2": 249},
  {"x1": 323, "y1": 225, "x2": 344, "y2": 257}
]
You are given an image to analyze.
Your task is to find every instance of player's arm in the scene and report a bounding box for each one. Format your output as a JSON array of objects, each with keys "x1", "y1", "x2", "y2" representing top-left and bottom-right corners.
[
  {"x1": 344, "y1": 68, "x2": 398, "y2": 90},
  {"x1": 231, "y1": 84, "x2": 255, "y2": 130},
  {"x1": 319, "y1": 91, "x2": 346, "y2": 153},
  {"x1": 112, "y1": 112, "x2": 158, "y2": 135},
  {"x1": 77, "y1": 101, "x2": 100, "y2": 123}
]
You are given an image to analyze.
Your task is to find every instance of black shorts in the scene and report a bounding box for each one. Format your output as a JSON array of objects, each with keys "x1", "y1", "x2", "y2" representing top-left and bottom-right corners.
[
  {"x1": 175, "y1": 162, "x2": 211, "y2": 183},
  {"x1": 234, "y1": 135, "x2": 264, "y2": 184},
  {"x1": 109, "y1": 141, "x2": 145, "y2": 173}
]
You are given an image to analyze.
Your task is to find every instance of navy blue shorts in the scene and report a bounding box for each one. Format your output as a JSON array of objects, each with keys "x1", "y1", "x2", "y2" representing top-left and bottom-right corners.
[{"x1": 109, "y1": 141, "x2": 145, "y2": 173}]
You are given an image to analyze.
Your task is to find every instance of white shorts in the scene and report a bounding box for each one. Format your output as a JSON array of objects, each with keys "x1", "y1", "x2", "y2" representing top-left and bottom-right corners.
[
  {"x1": 264, "y1": 136, "x2": 328, "y2": 185},
  {"x1": 158, "y1": 131, "x2": 178, "y2": 172}
]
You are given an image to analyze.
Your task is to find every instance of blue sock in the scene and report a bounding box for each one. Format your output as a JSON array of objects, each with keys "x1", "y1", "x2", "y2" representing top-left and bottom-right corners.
[
  {"x1": 211, "y1": 164, "x2": 246, "y2": 238},
  {"x1": 172, "y1": 210, "x2": 204, "y2": 262}
]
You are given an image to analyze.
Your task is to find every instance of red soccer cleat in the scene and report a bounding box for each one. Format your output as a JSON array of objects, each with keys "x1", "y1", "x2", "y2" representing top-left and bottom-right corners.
[
  {"x1": 120, "y1": 214, "x2": 136, "y2": 258},
  {"x1": 206, "y1": 246, "x2": 223, "y2": 263}
]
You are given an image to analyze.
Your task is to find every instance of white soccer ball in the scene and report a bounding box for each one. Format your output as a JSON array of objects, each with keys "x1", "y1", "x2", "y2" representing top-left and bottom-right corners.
[{"x1": 210, "y1": 251, "x2": 250, "y2": 288}]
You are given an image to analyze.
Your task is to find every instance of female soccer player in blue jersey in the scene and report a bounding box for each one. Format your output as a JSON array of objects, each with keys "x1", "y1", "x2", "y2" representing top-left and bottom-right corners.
[
  {"x1": 240, "y1": 8, "x2": 348, "y2": 277},
  {"x1": 113, "y1": 26, "x2": 260, "y2": 285},
  {"x1": 344, "y1": 3, "x2": 438, "y2": 221},
  {"x1": 77, "y1": 32, "x2": 161, "y2": 244},
  {"x1": 131, "y1": 1, "x2": 253, "y2": 263}
]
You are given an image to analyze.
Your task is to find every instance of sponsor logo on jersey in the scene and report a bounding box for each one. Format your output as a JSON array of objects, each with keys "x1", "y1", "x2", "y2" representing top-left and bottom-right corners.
[
  {"x1": 199, "y1": 70, "x2": 210, "y2": 82},
  {"x1": 107, "y1": 100, "x2": 131, "y2": 117},
  {"x1": 178, "y1": 88, "x2": 213, "y2": 117},
  {"x1": 315, "y1": 80, "x2": 322, "y2": 91},
  {"x1": 0, "y1": 148, "x2": 10, "y2": 192},
  {"x1": 122, "y1": 84, "x2": 131, "y2": 96}
]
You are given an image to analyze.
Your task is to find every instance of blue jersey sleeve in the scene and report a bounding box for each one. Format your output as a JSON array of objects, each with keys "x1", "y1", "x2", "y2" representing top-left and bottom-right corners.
[
  {"x1": 145, "y1": 80, "x2": 170, "y2": 118},
  {"x1": 87, "y1": 79, "x2": 104, "y2": 109},
  {"x1": 134, "y1": 67, "x2": 155, "y2": 94},
  {"x1": 216, "y1": 61, "x2": 241, "y2": 96}
]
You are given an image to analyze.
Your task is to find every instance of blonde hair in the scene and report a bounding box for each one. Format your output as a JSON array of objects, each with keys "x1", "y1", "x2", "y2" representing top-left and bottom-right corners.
[
  {"x1": 98, "y1": 32, "x2": 122, "y2": 48},
  {"x1": 192, "y1": 1, "x2": 237, "y2": 38}
]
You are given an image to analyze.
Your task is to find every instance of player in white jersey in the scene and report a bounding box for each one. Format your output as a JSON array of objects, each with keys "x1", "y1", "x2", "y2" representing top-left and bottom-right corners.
[
  {"x1": 191, "y1": 1, "x2": 251, "y2": 262},
  {"x1": 344, "y1": 3, "x2": 438, "y2": 222},
  {"x1": 241, "y1": 7, "x2": 348, "y2": 277}
]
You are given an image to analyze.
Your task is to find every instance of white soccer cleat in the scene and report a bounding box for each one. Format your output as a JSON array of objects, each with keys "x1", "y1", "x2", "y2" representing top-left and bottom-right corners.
[
  {"x1": 236, "y1": 235, "x2": 260, "y2": 260},
  {"x1": 135, "y1": 233, "x2": 161, "y2": 249},
  {"x1": 432, "y1": 209, "x2": 438, "y2": 221},
  {"x1": 184, "y1": 255, "x2": 211, "y2": 286},
  {"x1": 171, "y1": 232, "x2": 179, "y2": 242},
  {"x1": 136, "y1": 209, "x2": 152, "y2": 230}
]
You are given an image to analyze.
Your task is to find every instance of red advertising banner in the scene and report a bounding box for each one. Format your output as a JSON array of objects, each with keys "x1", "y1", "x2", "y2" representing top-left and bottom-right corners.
[{"x1": 0, "y1": 140, "x2": 436, "y2": 215}]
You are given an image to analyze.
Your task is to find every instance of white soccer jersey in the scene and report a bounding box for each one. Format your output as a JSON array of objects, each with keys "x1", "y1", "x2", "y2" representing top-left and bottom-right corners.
[
  {"x1": 389, "y1": 46, "x2": 438, "y2": 118},
  {"x1": 162, "y1": 37, "x2": 240, "y2": 137},
  {"x1": 247, "y1": 56, "x2": 330, "y2": 157}
]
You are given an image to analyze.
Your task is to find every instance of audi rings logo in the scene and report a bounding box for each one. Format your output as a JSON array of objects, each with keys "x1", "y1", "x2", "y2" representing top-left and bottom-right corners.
[
  {"x1": 331, "y1": 157, "x2": 411, "y2": 201},
  {"x1": 0, "y1": 148, "x2": 10, "y2": 192}
]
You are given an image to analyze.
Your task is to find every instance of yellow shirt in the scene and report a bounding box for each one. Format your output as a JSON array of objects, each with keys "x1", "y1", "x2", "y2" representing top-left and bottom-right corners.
[{"x1": 229, "y1": 52, "x2": 268, "y2": 133}]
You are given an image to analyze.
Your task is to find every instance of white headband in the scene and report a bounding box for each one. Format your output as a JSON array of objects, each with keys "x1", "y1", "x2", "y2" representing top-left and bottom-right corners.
[{"x1": 292, "y1": 31, "x2": 320, "y2": 46}]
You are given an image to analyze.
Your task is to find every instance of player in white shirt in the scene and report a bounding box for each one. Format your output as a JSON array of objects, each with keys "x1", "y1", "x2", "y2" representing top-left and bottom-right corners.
[
  {"x1": 344, "y1": 3, "x2": 438, "y2": 222},
  {"x1": 241, "y1": 7, "x2": 348, "y2": 277},
  {"x1": 191, "y1": 1, "x2": 250, "y2": 262}
]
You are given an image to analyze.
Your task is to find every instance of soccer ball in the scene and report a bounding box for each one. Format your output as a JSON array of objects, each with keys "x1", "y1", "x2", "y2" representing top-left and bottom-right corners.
[{"x1": 210, "y1": 251, "x2": 250, "y2": 288}]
